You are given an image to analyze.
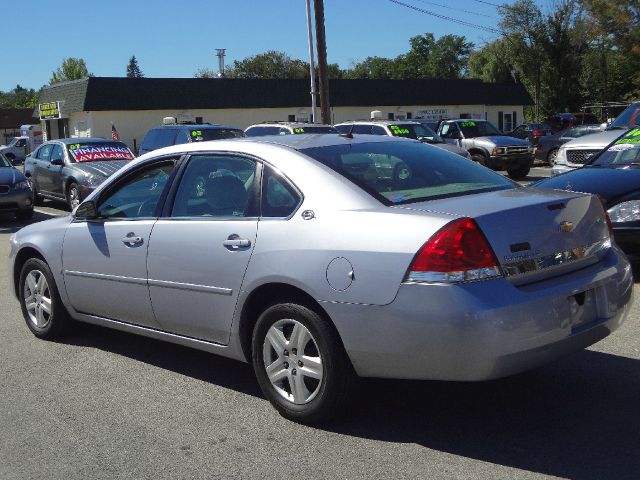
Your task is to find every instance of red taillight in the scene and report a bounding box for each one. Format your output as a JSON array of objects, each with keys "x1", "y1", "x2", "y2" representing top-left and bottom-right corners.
[
  {"x1": 532, "y1": 130, "x2": 545, "y2": 136},
  {"x1": 410, "y1": 218, "x2": 499, "y2": 273},
  {"x1": 605, "y1": 212, "x2": 613, "y2": 237}
]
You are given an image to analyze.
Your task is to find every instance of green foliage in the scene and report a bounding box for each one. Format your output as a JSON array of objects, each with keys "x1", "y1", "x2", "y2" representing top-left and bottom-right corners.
[
  {"x1": 50, "y1": 58, "x2": 92, "y2": 85},
  {"x1": 0, "y1": 85, "x2": 39, "y2": 109},
  {"x1": 126, "y1": 55, "x2": 144, "y2": 78},
  {"x1": 230, "y1": 50, "x2": 310, "y2": 79}
]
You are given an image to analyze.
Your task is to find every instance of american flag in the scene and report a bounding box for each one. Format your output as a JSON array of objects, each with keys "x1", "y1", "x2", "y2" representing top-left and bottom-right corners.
[{"x1": 111, "y1": 122, "x2": 120, "y2": 141}]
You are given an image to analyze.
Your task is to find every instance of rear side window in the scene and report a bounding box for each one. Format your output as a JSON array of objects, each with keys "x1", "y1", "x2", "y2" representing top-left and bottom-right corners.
[
  {"x1": 261, "y1": 165, "x2": 301, "y2": 218},
  {"x1": 140, "y1": 128, "x2": 177, "y2": 153},
  {"x1": 189, "y1": 129, "x2": 245, "y2": 141},
  {"x1": 301, "y1": 141, "x2": 514, "y2": 205}
]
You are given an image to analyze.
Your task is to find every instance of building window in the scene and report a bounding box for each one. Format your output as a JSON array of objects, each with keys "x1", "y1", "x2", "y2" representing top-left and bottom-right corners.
[
  {"x1": 503, "y1": 113, "x2": 513, "y2": 132},
  {"x1": 387, "y1": 113, "x2": 395, "y2": 120},
  {"x1": 288, "y1": 114, "x2": 296, "y2": 122}
]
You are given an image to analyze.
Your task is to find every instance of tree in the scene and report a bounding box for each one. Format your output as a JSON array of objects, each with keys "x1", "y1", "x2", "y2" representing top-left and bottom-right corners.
[
  {"x1": 50, "y1": 58, "x2": 91, "y2": 85},
  {"x1": 468, "y1": 40, "x2": 514, "y2": 83},
  {"x1": 231, "y1": 51, "x2": 309, "y2": 79},
  {"x1": 343, "y1": 56, "x2": 397, "y2": 79},
  {"x1": 126, "y1": 55, "x2": 144, "y2": 78},
  {"x1": 0, "y1": 85, "x2": 39, "y2": 109},
  {"x1": 194, "y1": 68, "x2": 220, "y2": 78}
]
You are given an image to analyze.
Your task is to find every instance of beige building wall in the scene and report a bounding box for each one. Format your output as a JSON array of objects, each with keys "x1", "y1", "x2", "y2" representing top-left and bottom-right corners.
[{"x1": 66, "y1": 104, "x2": 526, "y2": 151}]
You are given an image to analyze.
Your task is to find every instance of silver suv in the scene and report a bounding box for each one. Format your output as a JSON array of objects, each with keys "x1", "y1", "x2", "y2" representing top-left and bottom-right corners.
[
  {"x1": 437, "y1": 119, "x2": 534, "y2": 179},
  {"x1": 552, "y1": 102, "x2": 640, "y2": 175},
  {"x1": 333, "y1": 120, "x2": 471, "y2": 158}
]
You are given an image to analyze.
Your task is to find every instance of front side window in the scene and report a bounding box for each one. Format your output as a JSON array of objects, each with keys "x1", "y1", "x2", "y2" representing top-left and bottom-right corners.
[
  {"x1": 50, "y1": 144, "x2": 65, "y2": 163},
  {"x1": 97, "y1": 161, "x2": 176, "y2": 219},
  {"x1": 171, "y1": 155, "x2": 257, "y2": 217},
  {"x1": 300, "y1": 141, "x2": 514, "y2": 205},
  {"x1": 36, "y1": 144, "x2": 53, "y2": 161}
]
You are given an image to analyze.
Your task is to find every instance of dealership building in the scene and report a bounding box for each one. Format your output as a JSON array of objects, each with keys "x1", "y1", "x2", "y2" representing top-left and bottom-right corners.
[{"x1": 36, "y1": 77, "x2": 533, "y2": 151}]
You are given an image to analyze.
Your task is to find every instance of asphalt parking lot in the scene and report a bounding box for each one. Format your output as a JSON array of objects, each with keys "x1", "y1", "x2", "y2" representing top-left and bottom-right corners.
[{"x1": 1, "y1": 165, "x2": 638, "y2": 480}]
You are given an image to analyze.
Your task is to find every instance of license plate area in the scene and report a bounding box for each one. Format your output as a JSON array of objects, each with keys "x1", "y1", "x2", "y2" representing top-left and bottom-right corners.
[{"x1": 569, "y1": 289, "x2": 600, "y2": 334}]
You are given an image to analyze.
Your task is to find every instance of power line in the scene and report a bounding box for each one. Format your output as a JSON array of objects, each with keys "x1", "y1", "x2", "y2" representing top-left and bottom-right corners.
[
  {"x1": 388, "y1": 0, "x2": 501, "y2": 34},
  {"x1": 470, "y1": 0, "x2": 502, "y2": 7},
  {"x1": 414, "y1": 0, "x2": 496, "y2": 19}
]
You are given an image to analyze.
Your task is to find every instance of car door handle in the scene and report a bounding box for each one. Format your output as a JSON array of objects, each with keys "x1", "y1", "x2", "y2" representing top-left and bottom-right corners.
[
  {"x1": 122, "y1": 234, "x2": 143, "y2": 245},
  {"x1": 223, "y1": 235, "x2": 251, "y2": 248}
]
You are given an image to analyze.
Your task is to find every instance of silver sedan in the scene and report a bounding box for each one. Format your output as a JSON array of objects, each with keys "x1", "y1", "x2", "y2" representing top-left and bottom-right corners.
[{"x1": 8, "y1": 134, "x2": 633, "y2": 423}]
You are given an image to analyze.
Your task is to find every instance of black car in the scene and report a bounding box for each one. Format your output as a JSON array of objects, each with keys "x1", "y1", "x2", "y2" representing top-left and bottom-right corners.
[
  {"x1": 544, "y1": 112, "x2": 601, "y2": 132},
  {"x1": 535, "y1": 124, "x2": 603, "y2": 165},
  {"x1": 24, "y1": 138, "x2": 135, "y2": 209},
  {"x1": 507, "y1": 123, "x2": 554, "y2": 146},
  {"x1": 139, "y1": 123, "x2": 245, "y2": 156},
  {"x1": 0, "y1": 152, "x2": 33, "y2": 219},
  {"x1": 532, "y1": 127, "x2": 640, "y2": 255}
]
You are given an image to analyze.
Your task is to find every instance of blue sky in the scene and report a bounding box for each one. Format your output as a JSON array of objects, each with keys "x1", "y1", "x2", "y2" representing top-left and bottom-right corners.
[{"x1": 3, "y1": 0, "x2": 515, "y2": 92}]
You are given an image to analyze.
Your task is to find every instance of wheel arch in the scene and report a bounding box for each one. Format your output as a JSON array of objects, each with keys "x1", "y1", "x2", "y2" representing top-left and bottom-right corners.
[
  {"x1": 238, "y1": 282, "x2": 344, "y2": 363},
  {"x1": 13, "y1": 247, "x2": 46, "y2": 297},
  {"x1": 468, "y1": 148, "x2": 488, "y2": 158}
]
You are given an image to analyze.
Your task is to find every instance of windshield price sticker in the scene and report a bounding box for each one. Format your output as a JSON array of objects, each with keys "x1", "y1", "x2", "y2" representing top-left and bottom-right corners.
[
  {"x1": 190, "y1": 130, "x2": 204, "y2": 141},
  {"x1": 389, "y1": 125, "x2": 410, "y2": 136},
  {"x1": 615, "y1": 128, "x2": 640, "y2": 145},
  {"x1": 293, "y1": 128, "x2": 306, "y2": 134},
  {"x1": 460, "y1": 121, "x2": 476, "y2": 127},
  {"x1": 69, "y1": 145, "x2": 135, "y2": 162}
]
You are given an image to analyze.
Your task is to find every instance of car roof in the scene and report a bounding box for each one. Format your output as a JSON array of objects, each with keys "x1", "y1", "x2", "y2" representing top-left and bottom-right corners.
[
  {"x1": 152, "y1": 124, "x2": 241, "y2": 130},
  {"x1": 246, "y1": 122, "x2": 334, "y2": 129},
  {"x1": 51, "y1": 138, "x2": 116, "y2": 144},
  {"x1": 335, "y1": 120, "x2": 421, "y2": 126}
]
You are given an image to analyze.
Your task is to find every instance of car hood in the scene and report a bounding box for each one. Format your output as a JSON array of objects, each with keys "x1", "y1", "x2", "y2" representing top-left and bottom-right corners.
[
  {"x1": 473, "y1": 136, "x2": 530, "y2": 146},
  {"x1": 0, "y1": 167, "x2": 26, "y2": 184},
  {"x1": 532, "y1": 166, "x2": 640, "y2": 204},
  {"x1": 561, "y1": 130, "x2": 621, "y2": 149},
  {"x1": 70, "y1": 160, "x2": 130, "y2": 177}
]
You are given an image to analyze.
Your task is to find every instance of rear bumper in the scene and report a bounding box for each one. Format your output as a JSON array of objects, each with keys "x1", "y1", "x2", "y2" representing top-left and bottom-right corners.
[{"x1": 325, "y1": 246, "x2": 632, "y2": 380}]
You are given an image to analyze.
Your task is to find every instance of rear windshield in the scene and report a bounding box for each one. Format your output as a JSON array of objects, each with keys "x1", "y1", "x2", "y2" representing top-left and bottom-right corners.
[
  {"x1": 300, "y1": 141, "x2": 515, "y2": 205},
  {"x1": 292, "y1": 126, "x2": 337, "y2": 134},
  {"x1": 67, "y1": 142, "x2": 135, "y2": 162},
  {"x1": 190, "y1": 129, "x2": 245, "y2": 141},
  {"x1": 387, "y1": 123, "x2": 440, "y2": 142}
]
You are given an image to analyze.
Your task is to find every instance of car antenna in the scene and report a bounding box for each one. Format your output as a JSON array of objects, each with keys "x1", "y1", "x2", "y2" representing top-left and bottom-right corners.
[{"x1": 340, "y1": 124, "x2": 355, "y2": 139}]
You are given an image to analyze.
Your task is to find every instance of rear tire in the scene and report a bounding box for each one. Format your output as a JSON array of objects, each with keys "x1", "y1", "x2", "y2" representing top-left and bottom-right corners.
[
  {"x1": 19, "y1": 258, "x2": 72, "y2": 340},
  {"x1": 252, "y1": 302, "x2": 356, "y2": 424}
]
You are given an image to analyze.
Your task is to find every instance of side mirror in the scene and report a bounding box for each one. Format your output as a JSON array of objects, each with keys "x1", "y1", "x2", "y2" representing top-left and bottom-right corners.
[
  {"x1": 50, "y1": 158, "x2": 64, "y2": 166},
  {"x1": 74, "y1": 201, "x2": 98, "y2": 220}
]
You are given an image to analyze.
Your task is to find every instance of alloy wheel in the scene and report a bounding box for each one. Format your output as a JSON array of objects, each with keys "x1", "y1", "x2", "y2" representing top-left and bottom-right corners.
[
  {"x1": 262, "y1": 319, "x2": 324, "y2": 405},
  {"x1": 23, "y1": 270, "x2": 52, "y2": 329}
]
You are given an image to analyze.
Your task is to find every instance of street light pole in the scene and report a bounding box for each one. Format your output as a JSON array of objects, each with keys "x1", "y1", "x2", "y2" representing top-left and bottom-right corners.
[
  {"x1": 313, "y1": 0, "x2": 331, "y2": 125},
  {"x1": 305, "y1": 0, "x2": 318, "y2": 123}
]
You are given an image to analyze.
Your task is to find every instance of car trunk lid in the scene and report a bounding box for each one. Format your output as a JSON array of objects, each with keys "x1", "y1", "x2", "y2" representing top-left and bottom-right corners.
[{"x1": 393, "y1": 188, "x2": 610, "y2": 285}]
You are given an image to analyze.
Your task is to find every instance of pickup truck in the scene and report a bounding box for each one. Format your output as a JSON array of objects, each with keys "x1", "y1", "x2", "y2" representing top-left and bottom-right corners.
[{"x1": 437, "y1": 119, "x2": 533, "y2": 179}]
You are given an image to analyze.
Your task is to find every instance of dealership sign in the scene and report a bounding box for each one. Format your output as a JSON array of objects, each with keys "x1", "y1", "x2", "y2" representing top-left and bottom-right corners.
[
  {"x1": 415, "y1": 108, "x2": 449, "y2": 121},
  {"x1": 39, "y1": 101, "x2": 61, "y2": 120}
]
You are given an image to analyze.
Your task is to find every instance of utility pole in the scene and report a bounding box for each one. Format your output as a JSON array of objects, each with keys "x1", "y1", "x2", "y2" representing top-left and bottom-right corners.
[
  {"x1": 313, "y1": 0, "x2": 331, "y2": 124},
  {"x1": 305, "y1": 0, "x2": 318, "y2": 123}
]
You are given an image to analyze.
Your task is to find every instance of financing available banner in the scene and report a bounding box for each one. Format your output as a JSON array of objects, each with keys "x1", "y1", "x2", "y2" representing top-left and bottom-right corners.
[{"x1": 68, "y1": 143, "x2": 135, "y2": 162}]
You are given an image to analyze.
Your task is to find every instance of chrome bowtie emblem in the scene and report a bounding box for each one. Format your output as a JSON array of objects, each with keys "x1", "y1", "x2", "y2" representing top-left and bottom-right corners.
[{"x1": 559, "y1": 221, "x2": 573, "y2": 233}]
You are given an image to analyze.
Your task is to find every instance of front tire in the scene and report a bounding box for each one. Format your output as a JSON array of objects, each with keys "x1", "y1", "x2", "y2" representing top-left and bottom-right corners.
[
  {"x1": 67, "y1": 182, "x2": 81, "y2": 210},
  {"x1": 19, "y1": 258, "x2": 71, "y2": 339},
  {"x1": 252, "y1": 303, "x2": 356, "y2": 424},
  {"x1": 16, "y1": 208, "x2": 34, "y2": 220},
  {"x1": 507, "y1": 165, "x2": 531, "y2": 180},
  {"x1": 547, "y1": 149, "x2": 558, "y2": 167},
  {"x1": 471, "y1": 154, "x2": 487, "y2": 167}
]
